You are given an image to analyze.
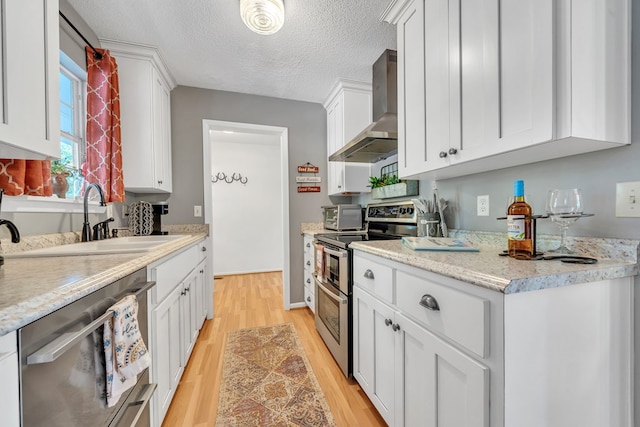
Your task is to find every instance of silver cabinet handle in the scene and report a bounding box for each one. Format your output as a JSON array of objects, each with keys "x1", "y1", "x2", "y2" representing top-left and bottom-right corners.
[
  {"x1": 306, "y1": 296, "x2": 311, "y2": 302},
  {"x1": 111, "y1": 382, "x2": 157, "y2": 427},
  {"x1": 439, "y1": 151, "x2": 448, "y2": 158},
  {"x1": 27, "y1": 281, "x2": 157, "y2": 365},
  {"x1": 364, "y1": 269, "x2": 374, "y2": 279},
  {"x1": 392, "y1": 323, "x2": 401, "y2": 332},
  {"x1": 306, "y1": 260, "x2": 311, "y2": 266},
  {"x1": 306, "y1": 278, "x2": 311, "y2": 284},
  {"x1": 201, "y1": 246, "x2": 207, "y2": 252},
  {"x1": 448, "y1": 148, "x2": 458, "y2": 155},
  {"x1": 384, "y1": 318, "x2": 392, "y2": 327},
  {"x1": 419, "y1": 294, "x2": 440, "y2": 311},
  {"x1": 306, "y1": 243, "x2": 311, "y2": 248}
]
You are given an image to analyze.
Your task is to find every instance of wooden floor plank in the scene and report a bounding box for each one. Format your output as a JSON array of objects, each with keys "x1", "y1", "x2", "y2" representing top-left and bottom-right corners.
[{"x1": 161, "y1": 271, "x2": 385, "y2": 426}]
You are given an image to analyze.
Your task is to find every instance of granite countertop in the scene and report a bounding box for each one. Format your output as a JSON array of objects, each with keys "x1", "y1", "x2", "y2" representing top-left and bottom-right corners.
[
  {"x1": 0, "y1": 225, "x2": 209, "y2": 336},
  {"x1": 350, "y1": 230, "x2": 639, "y2": 294}
]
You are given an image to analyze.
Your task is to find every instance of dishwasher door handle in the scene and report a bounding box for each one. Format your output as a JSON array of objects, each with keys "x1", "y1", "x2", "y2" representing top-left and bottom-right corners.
[{"x1": 26, "y1": 281, "x2": 156, "y2": 365}]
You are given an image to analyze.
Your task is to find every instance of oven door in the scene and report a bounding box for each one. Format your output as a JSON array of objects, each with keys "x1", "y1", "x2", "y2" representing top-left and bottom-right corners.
[
  {"x1": 314, "y1": 276, "x2": 350, "y2": 377},
  {"x1": 322, "y1": 245, "x2": 350, "y2": 295}
]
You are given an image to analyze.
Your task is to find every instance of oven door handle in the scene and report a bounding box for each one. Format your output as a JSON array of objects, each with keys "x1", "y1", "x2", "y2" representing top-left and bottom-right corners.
[
  {"x1": 26, "y1": 281, "x2": 157, "y2": 365},
  {"x1": 110, "y1": 382, "x2": 157, "y2": 427},
  {"x1": 322, "y1": 246, "x2": 347, "y2": 258},
  {"x1": 315, "y1": 278, "x2": 348, "y2": 304}
]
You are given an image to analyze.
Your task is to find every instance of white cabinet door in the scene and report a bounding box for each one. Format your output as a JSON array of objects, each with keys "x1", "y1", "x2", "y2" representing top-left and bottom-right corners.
[
  {"x1": 396, "y1": 313, "x2": 489, "y2": 427},
  {"x1": 152, "y1": 66, "x2": 173, "y2": 192},
  {"x1": 181, "y1": 270, "x2": 199, "y2": 364},
  {"x1": 324, "y1": 81, "x2": 371, "y2": 195},
  {"x1": 0, "y1": 332, "x2": 19, "y2": 427},
  {"x1": 152, "y1": 284, "x2": 183, "y2": 424},
  {"x1": 353, "y1": 286, "x2": 395, "y2": 425},
  {"x1": 194, "y1": 259, "x2": 208, "y2": 327},
  {"x1": 0, "y1": 0, "x2": 59, "y2": 159},
  {"x1": 102, "y1": 41, "x2": 175, "y2": 193}
]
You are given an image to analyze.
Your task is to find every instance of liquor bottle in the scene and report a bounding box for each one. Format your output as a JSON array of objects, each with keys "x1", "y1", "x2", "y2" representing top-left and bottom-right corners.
[{"x1": 507, "y1": 180, "x2": 534, "y2": 259}]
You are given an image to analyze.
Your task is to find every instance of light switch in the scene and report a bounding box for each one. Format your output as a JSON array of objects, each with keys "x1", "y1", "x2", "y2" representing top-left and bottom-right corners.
[
  {"x1": 194, "y1": 205, "x2": 202, "y2": 217},
  {"x1": 615, "y1": 182, "x2": 640, "y2": 217}
]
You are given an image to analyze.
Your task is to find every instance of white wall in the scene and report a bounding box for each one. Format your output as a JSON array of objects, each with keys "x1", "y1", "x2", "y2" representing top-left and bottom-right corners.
[{"x1": 211, "y1": 131, "x2": 283, "y2": 275}]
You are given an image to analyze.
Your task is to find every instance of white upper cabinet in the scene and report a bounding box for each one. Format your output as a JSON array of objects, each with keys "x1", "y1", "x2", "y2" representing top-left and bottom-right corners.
[
  {"x1": 101, "y1": 40, "x2": 176, "y2": 193},
  {"x1": 385, "y1": 0, "x2": 630, "y2": 180},
  {"x1": 324, "y1": 80, "x2": 372, "y2": 195},
  {"x1": 0, "y1": 0, "x2": 60, "y2": 160}
]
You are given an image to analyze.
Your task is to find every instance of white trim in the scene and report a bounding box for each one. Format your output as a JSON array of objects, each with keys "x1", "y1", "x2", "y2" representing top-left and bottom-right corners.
[
  {"x1": 202, "y1": 120, "x2": 291, "y2": 310},
  {"x1": 2, "y1": 196, "x2": 107, "y2": 213}
]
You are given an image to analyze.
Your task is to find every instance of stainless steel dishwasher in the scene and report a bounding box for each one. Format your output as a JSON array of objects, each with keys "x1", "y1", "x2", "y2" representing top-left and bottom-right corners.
[{"x1": 18, "y1": 268, "x2": 157, "y2": 427}]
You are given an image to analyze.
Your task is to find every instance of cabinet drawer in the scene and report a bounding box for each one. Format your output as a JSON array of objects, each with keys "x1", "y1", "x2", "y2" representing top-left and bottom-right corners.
[
  {"x1": 396, "y1": 270, "x2": 489, "y2": 358},
  {"x1": 304, "y1": 285, "x2": 315, "y2": 313},
  {"x1": 0, "y1": 331, "x2": 16, "y2": 357},
  {"x1": 304, "y1": 269, "x2": 314, "y2": 293},
  {"x1": 151, "y1": 245, "x2": 199, "y2": 304},
  {"x1": 353, "y1": 254, "x2": 394, "y2": 303}
]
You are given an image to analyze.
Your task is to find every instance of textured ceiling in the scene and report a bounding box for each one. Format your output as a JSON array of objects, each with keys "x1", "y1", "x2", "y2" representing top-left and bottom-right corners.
[{"x1": 66, "y1": 0, "x2": 397, "y2": 104}]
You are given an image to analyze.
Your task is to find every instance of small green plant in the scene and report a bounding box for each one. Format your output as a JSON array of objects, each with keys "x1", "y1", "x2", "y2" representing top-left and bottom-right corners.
[
  {"x1": 368, "y1": 174, "x2": 401, "y2": 188},
  {"x1": 50, "y1": 160, "x2": 79, "y2": 177}
]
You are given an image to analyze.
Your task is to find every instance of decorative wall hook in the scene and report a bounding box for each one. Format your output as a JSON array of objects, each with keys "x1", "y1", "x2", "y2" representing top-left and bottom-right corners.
[{"x1": 212, "y1": 172, "x2": 248, "y2": 185}]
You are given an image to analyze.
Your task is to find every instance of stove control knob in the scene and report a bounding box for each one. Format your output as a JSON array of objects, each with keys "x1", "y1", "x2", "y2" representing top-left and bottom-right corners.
[{"x1": 407, "y1": 207, "x2": 414, "y2": 215}]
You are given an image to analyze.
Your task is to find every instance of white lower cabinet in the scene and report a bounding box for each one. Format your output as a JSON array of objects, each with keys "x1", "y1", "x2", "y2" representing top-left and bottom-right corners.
[
  {"x1": 303, "y1": 234, "x2": 315, "y2": 312},
  {"x1": 353, "y1": 286, "x2": 488, "y2": 427},
  {"x1": 148, "y1": 239, "x2": 209, "y2": 426},
  {"x1": 353, "y1": 249, "x2": 633, "y2": 427},
  {"x1": 0, "y1": 332, "x2": 19, "y2": 427}
]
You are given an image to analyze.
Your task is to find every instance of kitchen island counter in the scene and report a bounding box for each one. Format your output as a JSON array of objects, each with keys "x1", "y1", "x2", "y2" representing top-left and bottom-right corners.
[
  {"x1": 350, "y1": 230, "x2": 639, "y2": 294},
  {"x1": 0, "y1": 228, "x2": 208, "y2": 336}
]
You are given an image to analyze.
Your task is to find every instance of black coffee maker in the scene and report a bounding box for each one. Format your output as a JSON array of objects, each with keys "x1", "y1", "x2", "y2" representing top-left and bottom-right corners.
[{"x1": 152, "y1": 202, "x2": 169, "y2": 235}]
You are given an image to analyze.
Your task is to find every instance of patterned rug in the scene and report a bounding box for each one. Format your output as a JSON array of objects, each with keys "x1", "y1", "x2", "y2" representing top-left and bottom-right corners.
[{"x1": 215, "y1": 323, "x2": 337, "y2": 426}]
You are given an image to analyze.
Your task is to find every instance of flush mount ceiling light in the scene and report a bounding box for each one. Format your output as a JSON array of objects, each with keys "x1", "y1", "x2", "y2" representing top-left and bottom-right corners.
[{"x1": 240, "y1": 0, "x2": 284, "y2": 35}]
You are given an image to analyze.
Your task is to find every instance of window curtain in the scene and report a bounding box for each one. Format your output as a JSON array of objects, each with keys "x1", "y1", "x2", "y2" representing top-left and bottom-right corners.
[
  {"x1": 0, "y1": 159, "x2": 52, "y2": 196},
  {"x1": 85, "y1": 47, "x2": 125, "y2": 203}
]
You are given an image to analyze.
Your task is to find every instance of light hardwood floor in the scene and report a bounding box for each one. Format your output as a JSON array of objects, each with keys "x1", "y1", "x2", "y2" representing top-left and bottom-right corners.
[{"x1": 161, "y1": 271, "x2": 386, "y2": 427}]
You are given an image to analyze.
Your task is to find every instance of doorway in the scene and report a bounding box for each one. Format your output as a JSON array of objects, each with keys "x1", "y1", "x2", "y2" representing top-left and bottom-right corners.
[{"x1": 202, "y1": 120, "x2": 291, "y2": 309}]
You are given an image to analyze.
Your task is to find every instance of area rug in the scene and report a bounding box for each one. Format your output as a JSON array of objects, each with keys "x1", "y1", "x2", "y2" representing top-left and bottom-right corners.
[{"x1": 215, "y1": 323, "x2": 337, "y2": 426}]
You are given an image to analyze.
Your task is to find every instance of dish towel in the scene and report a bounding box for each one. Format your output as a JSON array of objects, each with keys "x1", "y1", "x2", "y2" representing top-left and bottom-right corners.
[{"x1": 103, "y1": 295, "x2": 151, "y2": 408}]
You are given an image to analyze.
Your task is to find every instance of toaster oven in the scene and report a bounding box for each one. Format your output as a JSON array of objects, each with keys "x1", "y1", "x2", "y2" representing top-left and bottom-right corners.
[{"x1": 322, "y1": 204, "x2": 363, "y2": 231}]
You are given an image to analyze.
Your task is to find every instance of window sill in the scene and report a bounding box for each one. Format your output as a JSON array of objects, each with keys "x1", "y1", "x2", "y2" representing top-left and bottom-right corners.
[{"x1": 2, "y1": 196, "x2": 109, "y2": 214}]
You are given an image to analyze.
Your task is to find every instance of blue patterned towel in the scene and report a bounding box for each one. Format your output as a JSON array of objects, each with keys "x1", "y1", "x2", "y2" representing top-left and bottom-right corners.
[{"x1": 103, "y1": 295, "x2": 151, "y2": 408}]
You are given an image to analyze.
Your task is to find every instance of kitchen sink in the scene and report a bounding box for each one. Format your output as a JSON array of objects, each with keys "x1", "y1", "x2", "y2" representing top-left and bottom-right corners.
[{"x1": 5, "y1": 234, "x2": 190, "y2": 258}]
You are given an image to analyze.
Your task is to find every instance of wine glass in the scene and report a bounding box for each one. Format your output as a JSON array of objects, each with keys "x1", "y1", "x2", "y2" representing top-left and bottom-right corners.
[{"x1": 546, "y1": 189, "x2": 583, "y2": 254}]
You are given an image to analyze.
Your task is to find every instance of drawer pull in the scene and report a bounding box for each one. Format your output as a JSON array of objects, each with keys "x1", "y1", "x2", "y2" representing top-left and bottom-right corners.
[
  {"x1": 306, "y1": 261, "x2": 311, "y2": 266},
  {"x1": 419, "y1": 294, "x2": 440, "y2": 311},
  {"x1": 384, "y1": 318, "x2": 392, "y2": 327},
  {"x1": 306, "y1": 243, "x2": 311, "y2": 248},
  {"x1": 306, "y1": 278, "x2": 311, "y2": 284},
  {"x1": 364, "y1": 269, "x2": 375, "y2": 279},
  {"x1": 306, "y1": 296, "x2": 311, "y2": 302},
  {"x1": 392, "y1": 323, "x2": 401, "y2": 332}
]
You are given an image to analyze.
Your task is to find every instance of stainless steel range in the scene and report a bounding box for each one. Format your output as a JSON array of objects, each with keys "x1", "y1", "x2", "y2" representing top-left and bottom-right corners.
[{"x1": 313, "y1": 200, "x2": 418, "y2": 377}]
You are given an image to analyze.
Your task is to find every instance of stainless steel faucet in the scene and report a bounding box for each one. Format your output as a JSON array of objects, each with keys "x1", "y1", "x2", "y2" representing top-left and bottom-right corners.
[{"x1": 82, "y1": 183, "x2": 107, "y2": 242}]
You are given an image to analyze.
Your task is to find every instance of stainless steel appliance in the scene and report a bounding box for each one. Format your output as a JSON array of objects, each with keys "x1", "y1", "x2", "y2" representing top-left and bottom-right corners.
[
  {"x1": 322, "y1": 204, "x2": 364, "y2": 231},
  {"x1": 19, "y1": 269, "x2": 157, "y2": 427},
  {"x1": 328, "y1": 49, "x2": 398, "y2": 163},
  {"x1": 314, "y1": 200, "x2": 417, "y2": 377},
  {"x1": 151, "y1": 202, "x2": 169, "y2": 235}
]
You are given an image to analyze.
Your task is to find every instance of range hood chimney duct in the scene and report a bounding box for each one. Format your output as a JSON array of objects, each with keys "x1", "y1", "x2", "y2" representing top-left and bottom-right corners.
[{"x1": 329, "y1": 49, "x2": 398, "y2": 163}]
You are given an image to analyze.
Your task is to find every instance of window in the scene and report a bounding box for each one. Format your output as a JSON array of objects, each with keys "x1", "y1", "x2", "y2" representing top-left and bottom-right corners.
[{"x1": 58, "y1": 53, "x2": 87, "y2": 199}]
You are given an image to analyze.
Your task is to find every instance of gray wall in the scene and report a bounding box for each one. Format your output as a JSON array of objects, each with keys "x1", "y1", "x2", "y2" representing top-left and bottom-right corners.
[{"x1": 165, "y1": 86, "x2": 332, "y2": 303}]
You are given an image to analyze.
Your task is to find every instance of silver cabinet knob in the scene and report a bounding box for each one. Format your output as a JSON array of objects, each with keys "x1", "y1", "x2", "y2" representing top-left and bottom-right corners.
[
  {"x1": 419, "y1": 294, "x2": 440, "y2": 311},
  {"x1": 158, "y1": 180, "x2": 163, "y2": 184},
  {"x1": 364, "y1": 269, "x2": 374, "y2": 279},
  {"x1": 392, "y1": 323, "x2": 401, "y2": 332},
  {"x1": 439, "y1": 151, "x2": 448, "y2": 158},
  {"x1": 201, "y1": 246, "x2": 207, "y2": 251},
  {"x1": 385, "y1": 318, "x2": 392, "y2": 327},
  {"x1": 448, "y1": 148, "x2": 458, "y2": 155}
]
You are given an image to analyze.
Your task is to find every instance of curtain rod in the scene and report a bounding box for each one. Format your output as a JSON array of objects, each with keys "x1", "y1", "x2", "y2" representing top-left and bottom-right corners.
[{"x1": 59, "y1": 11, "x2": 103, "y2": 60}]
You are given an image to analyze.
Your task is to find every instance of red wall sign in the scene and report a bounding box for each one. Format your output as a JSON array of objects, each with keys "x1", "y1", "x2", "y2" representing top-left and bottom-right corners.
[
  {"x1": 297, "y1": 165, "x2": 319, "y2": 173},
  {"x1": 297, "y1": 186, "x2": 321, "y2": 193}
]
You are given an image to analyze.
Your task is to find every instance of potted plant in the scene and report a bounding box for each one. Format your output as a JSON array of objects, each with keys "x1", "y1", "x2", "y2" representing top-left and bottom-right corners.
[
  {"x1": 369, "y1": 174, "x2": 419, "y2": 199},
  {"x1": 50, "y1": 160, "x2": 76, "y2": 198}
]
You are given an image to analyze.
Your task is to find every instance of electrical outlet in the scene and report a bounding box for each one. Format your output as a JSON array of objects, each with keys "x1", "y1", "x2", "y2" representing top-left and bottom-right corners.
[
  {"x1": 106, "y1": 204, "x2": 113, "y2": 218},
  {"x1": 122, "y1": 205, "x2": 129, "y2": 217},
  {"x1": 194, "y1": 205, "x2": 202, "y2": 217},
  {"x1": 616, "y1": 182, "x2": 640, "y2": 217},
  {"x1": 477, "y1": 195, "x2": 490, "y2": 216}
]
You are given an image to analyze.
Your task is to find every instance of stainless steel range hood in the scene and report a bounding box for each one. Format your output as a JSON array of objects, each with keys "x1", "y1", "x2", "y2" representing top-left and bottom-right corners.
[{"x1": 329, "y1": 49, "x2": 398, "y2": 163}]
